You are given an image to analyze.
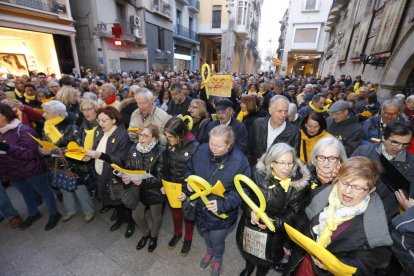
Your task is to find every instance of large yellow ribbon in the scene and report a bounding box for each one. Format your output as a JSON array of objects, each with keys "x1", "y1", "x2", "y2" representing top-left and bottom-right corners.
[
  {"x1": 186, "y1": 175, "x2": 228, "y2": 219},
  {"x1": 44, "y1": 116, "x2": 65, "y2": 143},
  {"x1": 234, "y1": 174, "x2": 275, "y2": 232},
  {"x1": 182, "y1": 115, "x2": 194, "y2": 131},
  {"x1": 201, "y1": 63, "x2": 211, "y2": 99}
]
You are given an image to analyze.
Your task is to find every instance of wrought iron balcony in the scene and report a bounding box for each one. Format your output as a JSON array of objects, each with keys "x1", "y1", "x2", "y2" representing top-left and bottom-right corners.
[
  {"x1": 152, "y1": 0, "x2": 170, "y2": 18},
  {"x1": 188, "y1": 0, "x2": 199, "y2": 12},
  {"x1": 174, "y1": 24, "x2": 198, "y2": 41},
  {"x1": 0, "y1": 0, "x2": 66, "y2": 14}
]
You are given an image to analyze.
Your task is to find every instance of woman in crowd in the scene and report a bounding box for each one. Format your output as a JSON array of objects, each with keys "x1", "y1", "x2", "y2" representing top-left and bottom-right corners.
[
  {"x1": 41, "y1": 100, "x2": 95, "y2": 223},
  {"x1": 237, "y1": 143, "x2": 310, "y2": 276},
  {"x1": 13, "y1": 77, "x2": 25, "y2": 102},
  {"x1": 55, "y1": 86, "x2": 81, "y2": 124},
  {"x1": 158, "y1": 89, "x2": 171, "y2": 112},
  {"x1": 84, "y1": 106, "x2": 132, "y2": 235},
  {"x1": 299, "y1": 111, "x2": 332, "y2": 163},
  {"x1": 122, "y1": 124, "x2": 166, "y2": 252},
  {"x1": 236, "y1": 95, "x2": 261, "y2": 140},
  {"x1": 23, "y1": 83, "x2": 42, "y2": 109},
  {"x1": 187, "y1": 125, "x2": 251, "y2": 276},
  {"x1": 162, "y1": 117, "x2": 199, "y2": 256},
  {"x1": 308, "y1": 137, "x2": 347, "y2": 189},
  {"x1": 0, "y1": 103, "x2": 60, "y2": 231},
  {"x1": 285, "y1": 156, "x2": 393, "y2": 275},
  {"x1": 188, "y1": 99, "x2": 210, "y2": 142}
]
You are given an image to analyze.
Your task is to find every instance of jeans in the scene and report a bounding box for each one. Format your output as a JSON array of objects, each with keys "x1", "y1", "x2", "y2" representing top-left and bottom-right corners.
[
  {"x1": 133, "y1": 203, "x2": 163, "y2": 238},
  {"x1": 0, "y1": 185, "x2": 19, "y2": 219},
  {"x1": 203, "y1": 228, "x2": 231, "y2": 263},
  {"x1": 61, "y1": 185, "x2": 95, "y2": 216},
  {"x1": 12, "y1": 173, "x2": 59, "y2": 217}
]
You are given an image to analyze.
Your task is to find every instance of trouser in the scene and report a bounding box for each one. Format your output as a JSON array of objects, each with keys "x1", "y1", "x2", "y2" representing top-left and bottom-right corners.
[
  {"x1": 115, "y1": 204, "x2": 134, "y2": 225},
  {"x1": 171, "y1": 207, "x2": 194, "y2": 241},
  {"x1": 0, "y1": 185, "x2": 19, "y2": 219},
  {"x1": 203, "y1": 228, "x2": 231, "y2": 263},
  {"x1": 61, "y1": 185, "x2": 95, "y2": 216},
  {"x1": 132, "y1": 202, "x2": 163, "y2": 238},
  {"x1": 12, "y1": 173, "x2": 59, "y2": 217},
  {"x1": 245, "y1": 260, "x2": 270, "y2": 276}
]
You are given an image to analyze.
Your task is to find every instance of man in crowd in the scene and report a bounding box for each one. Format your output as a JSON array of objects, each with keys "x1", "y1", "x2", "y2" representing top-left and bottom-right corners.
[
  {"x1": 327, "y1": 100, "x2": 364, "y2": 156},
  {"x1": 167, "y1": 83, "x2": 192, "y2": 116},
  {"x1": 101, "y1": 83, "x2": 121, "y2": 110},
  {"x1": 298, "y1": 93, "x2": 328, "y2": 120},
  {"x1": 79, "y1": 78, "x2": 90, "y2": 94},
  {"x1": 109, "y1": 74, "x2": 129, "y2": 99},
  {"x1": 248, "y1": 95, "x2": 299, "y2": 166},
  {"x1": 47, "y1": 81, "x2": 60, "y2": 99}
]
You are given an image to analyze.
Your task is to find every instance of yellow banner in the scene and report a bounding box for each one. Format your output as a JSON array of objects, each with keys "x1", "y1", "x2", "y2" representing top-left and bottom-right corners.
[
  {"x1": 207, "y1": 75, "x2": 232, "y2": 97},
  {"x1": 162, "y1": 179, "x2": 182, "y2": 208}
]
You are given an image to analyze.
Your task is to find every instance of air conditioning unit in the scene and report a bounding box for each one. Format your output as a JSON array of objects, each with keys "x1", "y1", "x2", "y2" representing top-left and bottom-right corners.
[
  {"x1": 130, "y1": 15, "x2": 141, "y2": 27},
  {"x1": 134, "y1": 28, "x2": 142, "y2": 39}
]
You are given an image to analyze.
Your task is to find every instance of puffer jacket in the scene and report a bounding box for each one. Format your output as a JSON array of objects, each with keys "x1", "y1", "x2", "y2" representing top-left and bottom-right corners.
[
  {"x1": 124, "y1": 142, "x2": 166, "y2": 205},
  {"x1": 186, "y1": 143, "x2": 251, "y2": 232},
  {"x1": 236, "y1": 160, "x2": 311, "y2": 267},
  {"x1": 42, "y1": 116, "x2": 80, "y2": 149}
]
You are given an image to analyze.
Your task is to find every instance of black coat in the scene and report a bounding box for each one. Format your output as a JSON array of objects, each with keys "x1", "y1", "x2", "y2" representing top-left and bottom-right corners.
[
  {"x1": 203, "y1": 118, "x2": 248, "y2": 153},
  {"x1": 327, "y1": 115, "x2": 364, "y2": 157},
  {"x1": 124, "y1": 143, "x2": 166, "y2": 205},
  {"x1": 191, "y1": 118, "x2": 210, "y2": 143},
  {"x1": 236, "y1": 162, "x2": 311, "y2": 268}
]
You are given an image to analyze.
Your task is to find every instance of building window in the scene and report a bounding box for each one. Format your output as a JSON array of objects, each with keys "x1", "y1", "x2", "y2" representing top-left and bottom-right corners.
[
  {"x1": 212, "y1": 5, "x2": 222, "y2": 28},
  {"x1": 176, "y1": 9, "x2": 182, "y2": 26},
  {"x1": 304, "y1": 0, "x2": 317, "y2": 10},
  {"x1": 158, "y1": 27, "x2": 165, "y2": 51},
  {"x1": 116, "y1": 2, "x2": 125, "y2": 21},
  {"x1": 237, "y1": 1, "x2": 249, "y2": 25},
  {"x1": 294, "y1": 28, "x2": 318, "y2": 43}
]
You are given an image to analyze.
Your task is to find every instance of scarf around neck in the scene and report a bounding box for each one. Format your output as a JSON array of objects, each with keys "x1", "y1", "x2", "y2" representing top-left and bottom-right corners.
[
  {"x1": 272, "y1": 174, "x2": 292, "y2": 193},
  {"x1": 24, "y1": 93, "x2": 36, "y2": 103},
  {"x1": 136, "y1": 140, "x2": 158, "y2": 154},
  {"x1": 44, "y1": 116, "x2": 65, "y2": 143},
  {"x1": 316, "y1": 163, "x2": 340, "y2": 184},
  {"x1": 84, "y1": 126, "x2": 98, "y2": 150},
  {"x1": 236, "y1": 110, "x2": 248, "y2": 122},
  {"x1": 313, "y1": 185, "x2": 370, "y2": 248}
]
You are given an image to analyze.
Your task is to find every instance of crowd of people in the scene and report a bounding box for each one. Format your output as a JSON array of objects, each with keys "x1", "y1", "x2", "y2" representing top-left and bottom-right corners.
[{"x1": 0, "y1": 69, "x2": 414, "y2": 276}]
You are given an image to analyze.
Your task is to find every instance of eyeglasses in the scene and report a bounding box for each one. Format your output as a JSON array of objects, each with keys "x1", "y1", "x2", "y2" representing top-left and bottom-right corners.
[
  {"x1": 138, "y1": 133, "x2": 151, "y2": 139},
  {"x1": 383, "y1": 112, "x2": 399, "y2": 117},
  {"x1": 388, "y1": 139, "x2": 411, "y2": 147},
  {"x1": 305, "y1": 124, "x2": 319, "y2": 130},
  {"x1": 274, "y1": 161, "x2": 295, "y2": 168},
  {"x1": 338, "y1": 180, "x2": 369, "y2": 194},
  {"x1": 316, "y1": 155, "x2": 339, "y2": 162},
  {"x1": 81, "y1": 108, "x2": 94, "y2": 113},
  {"x1": 189, "y1": 105, "x2": 199, "y2": 109}
]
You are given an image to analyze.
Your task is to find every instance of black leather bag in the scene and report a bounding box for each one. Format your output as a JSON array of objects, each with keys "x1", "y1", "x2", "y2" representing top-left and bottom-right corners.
[
  {"x1": 48, "y1": 154, "x2": 78, "y2": 192},
  {"x1": 121, "y1": 184, "x2": 141, "y2": 209},
  {"x1": 108, "y1": 176, "x2": 124, "y2": 201},
  {"x1": 182, "y1": 197, "x2": 196, "y2": 221}
]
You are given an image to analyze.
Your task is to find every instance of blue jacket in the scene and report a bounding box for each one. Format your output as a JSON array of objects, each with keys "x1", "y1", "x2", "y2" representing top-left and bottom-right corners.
[
  {"x1": 361, "y1": 115, "x2": 405, "y2": 142},
  {"x1": 186, "y1": 143, "x2": 251, "y2": 232},
  {"x1": 392, "y1": 206, "x2": 414, "y2": 266}
]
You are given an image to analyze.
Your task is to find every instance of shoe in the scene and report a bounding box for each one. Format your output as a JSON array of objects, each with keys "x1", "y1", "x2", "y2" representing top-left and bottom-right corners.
[
  {"x1": 211, "y1": 259, "x2": 222, "y2": 276},
  {"x1": 19, "y1": 213, "x2": 42, "y2": 230},
  {"x1": 44, "y1": 213, "x2": 61, "y2": 231},
  {"x1": 110, "y1": 220, "x2": 123, "y2": 231},
  {"x1": 148, "y1": 237, "x2": 158, "y2": 252},
  {"x1": 100, "y1": 206, "x2": 111, "y2": 214},
  {"x1": 239, "y1": 268, "x2": 253, "y2": 276},
  {"x1": 125, "y1": 224, "x2": 135, "y2": 238},
  {"x1": 83, "y1": 215, "x2": 94, "y2": 223},
  {"x1": 9, "y1": 215, "x2": 22, "y2": 229},
  {"x1": 168, "y1": 235, "x2": 182, "y2": 249},
  {"x1": 110, "y1": 209, "x2": 118, "y2": 221},
  {"x1": 61, "y1": 213, "x2": 76, "y2": 222},
  {"x1": 181, "y1": 240, "x2": 192, "y2": 256},
  {"x1": 200, "y1": 253, "x2": 213, "y2": 270},
  {"x1": 136, "y1": 235, "x2": 149, "y2": 250}
]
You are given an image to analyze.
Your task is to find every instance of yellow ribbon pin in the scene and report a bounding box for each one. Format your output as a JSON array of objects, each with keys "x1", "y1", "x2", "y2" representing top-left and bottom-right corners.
[
  {"x1": 234, "y1": 174, "x2": 275, "y2": 232},
  {"x1": 182, "y1": 115, "x2": 194, "y2": 131},
  {"x1": 186, "y1": 175, "x2": 228, "y2": 219}
]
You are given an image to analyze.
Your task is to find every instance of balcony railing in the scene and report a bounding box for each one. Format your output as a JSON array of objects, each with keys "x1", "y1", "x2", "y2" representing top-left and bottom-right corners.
[
  {"x1": 152, "y1": 0, "x2": 171, "y2": 18},
  {"x1": 174, "y1": 24, "x2": 197, "y2": 41},
  {"x1": 188, "y1": 0, "x2": 199, "y2": 12},
  {"x1": 1, "y1": 0, "x2": 66, "y2": 14}
]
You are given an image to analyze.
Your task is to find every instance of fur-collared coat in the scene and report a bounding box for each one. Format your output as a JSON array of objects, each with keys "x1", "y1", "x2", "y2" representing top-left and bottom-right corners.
[{"x1": 236, "y1": 158, "x2": 311, "y2": 268}]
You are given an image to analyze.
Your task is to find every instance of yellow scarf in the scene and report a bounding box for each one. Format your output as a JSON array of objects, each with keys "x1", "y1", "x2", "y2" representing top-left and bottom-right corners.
[
  {"x1": 236, "y1": 111, "x2": 248, "y2": 122},
  {"x1": 24, "y1": 93, "x2": 36, "y2": 103},
  {"x1": 313, "y1": 185, "x2": 370, "y2": 248},
  {"x1": 309, "y1": 101, "x2": 330, "y2": 113},
  {"x1": 84, "y1": 126, "x2": 98, "y2": 150},
  {"x1": 44, "y1": 116, "x2": 65, "y2": 143},
  {"x1": 273, "y1": 175, "x2": 291, "y2": 193},
  {"x1": 15, "y1": 88, "x2": 23, "y2": 99}
]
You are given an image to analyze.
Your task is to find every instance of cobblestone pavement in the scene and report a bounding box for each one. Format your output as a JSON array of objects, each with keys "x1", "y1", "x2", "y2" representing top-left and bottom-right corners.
[{"x1": 0, "y1": 186, "x2": 280, "y2": 276}]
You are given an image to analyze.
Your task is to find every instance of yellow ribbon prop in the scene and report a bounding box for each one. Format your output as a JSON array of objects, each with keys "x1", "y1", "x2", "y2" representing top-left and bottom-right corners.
[
  {"x1": 111, "y1": 164, "x2": 147, "y2": 175},
  {"x1": 29, "y1": 134, "x2": 59, "y2": 149},
  {"x1": 161, "y1": 179, "x2": 182, "y2": 208},
  {"x1": 201, "y1": 63, "x2": 211, "y2": 99},
  {"x1": 65, "y1": 141, "x2": 87, "y2": 161},
  {"x1": 234, "y1": 174, "x2": 275, "y2": 232},
  {"x1": 186, "y1": 175, "x2": 228, "y2": 219},
  {"x1": 182, "y1": 115, "x2": 194, "y2": 131},
  {"x1": 211, "y1": 180, "x2": 226, "y2": 198},
  {"x1": 127, "y1": 127, "x2": 142, "y2": 133},
  {"x1": 284, "y1": 223, "x2": 357, "y2": 276}
]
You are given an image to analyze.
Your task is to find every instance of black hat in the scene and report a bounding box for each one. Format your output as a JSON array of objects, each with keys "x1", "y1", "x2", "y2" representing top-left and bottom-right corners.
[{"x1": 215, "y1": 98, "x2": 233, "y2": 110}]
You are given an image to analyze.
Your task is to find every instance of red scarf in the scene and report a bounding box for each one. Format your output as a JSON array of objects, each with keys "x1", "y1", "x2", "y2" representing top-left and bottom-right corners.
[
  {"x1": 404, "y1": 106, "x2": 414, "y2": 119},
  {"x1": 105, "y1": 94, "x2": 117, "y2": 105}
]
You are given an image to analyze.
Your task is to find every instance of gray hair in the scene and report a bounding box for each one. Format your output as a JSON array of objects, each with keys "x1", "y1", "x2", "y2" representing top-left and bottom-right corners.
[
  {"x1": 394, "y1": 94, "x2": 405, "y2": 102},
  {"x1": 134, "y1": 87, "x2": 153, "y2": 101},
  {"x1": 129, "y1": 85, "x2": 141, "y2": 95},
  {"x1": 269, "y1": 94, "x2": 289, "y2": 108},
  {"x1": 42, "y1": 100, "x2": 68, "y2": 117},
  {"x1": 288, "y1": 103, "x2": 297, "y2": 117},
  {"x1": 256, "y1": 143, "x2": 298, "y2": 179},
  {"x1": 48, "y1": 81, "x2": 59, "y2": 88},
  {"x1": 382, "y1": 98, "x2": 403, "y2": 112},
  {"x1": 310, "y1": 136, "x2": 347, "y2": 166},
  {"x1": 82, "y1": 92, "x2": 97, "y2": 101},
  {"x1": 406, "y1": 95, "x2": 414, "y2": 103}
]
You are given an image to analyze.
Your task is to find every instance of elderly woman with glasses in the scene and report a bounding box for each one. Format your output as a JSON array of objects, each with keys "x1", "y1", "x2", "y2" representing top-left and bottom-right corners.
[
  {"x1": 308, "y1": 137, "x2": 347, "y2": 189},
  {"x1": 188, "y1": 99, "x2": 210, "y2": 142},
  {"x1": 237, "y1": 143, "x2": 311, "y2": 276},
  {"x1": 285, "y1": 156, "x2": 393, "y2": 275}
]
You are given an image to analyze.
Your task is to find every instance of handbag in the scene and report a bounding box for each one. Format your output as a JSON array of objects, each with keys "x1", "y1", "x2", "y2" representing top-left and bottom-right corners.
[
  {"x1": 242, "y1": 226, "x2": 268, "y2": 260},
  {"x1": 108, "y1": 175, "x2": 124, "y2": 201},
  {"x1": 121, "y1": 184, "x2": 141, "y2": 209},
  {"x1": 48, "y1": 152, "x2": 79, "y2": 192},
  {"x1": 182, "y1": 197, "x2": 196, "y2": 221}
]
